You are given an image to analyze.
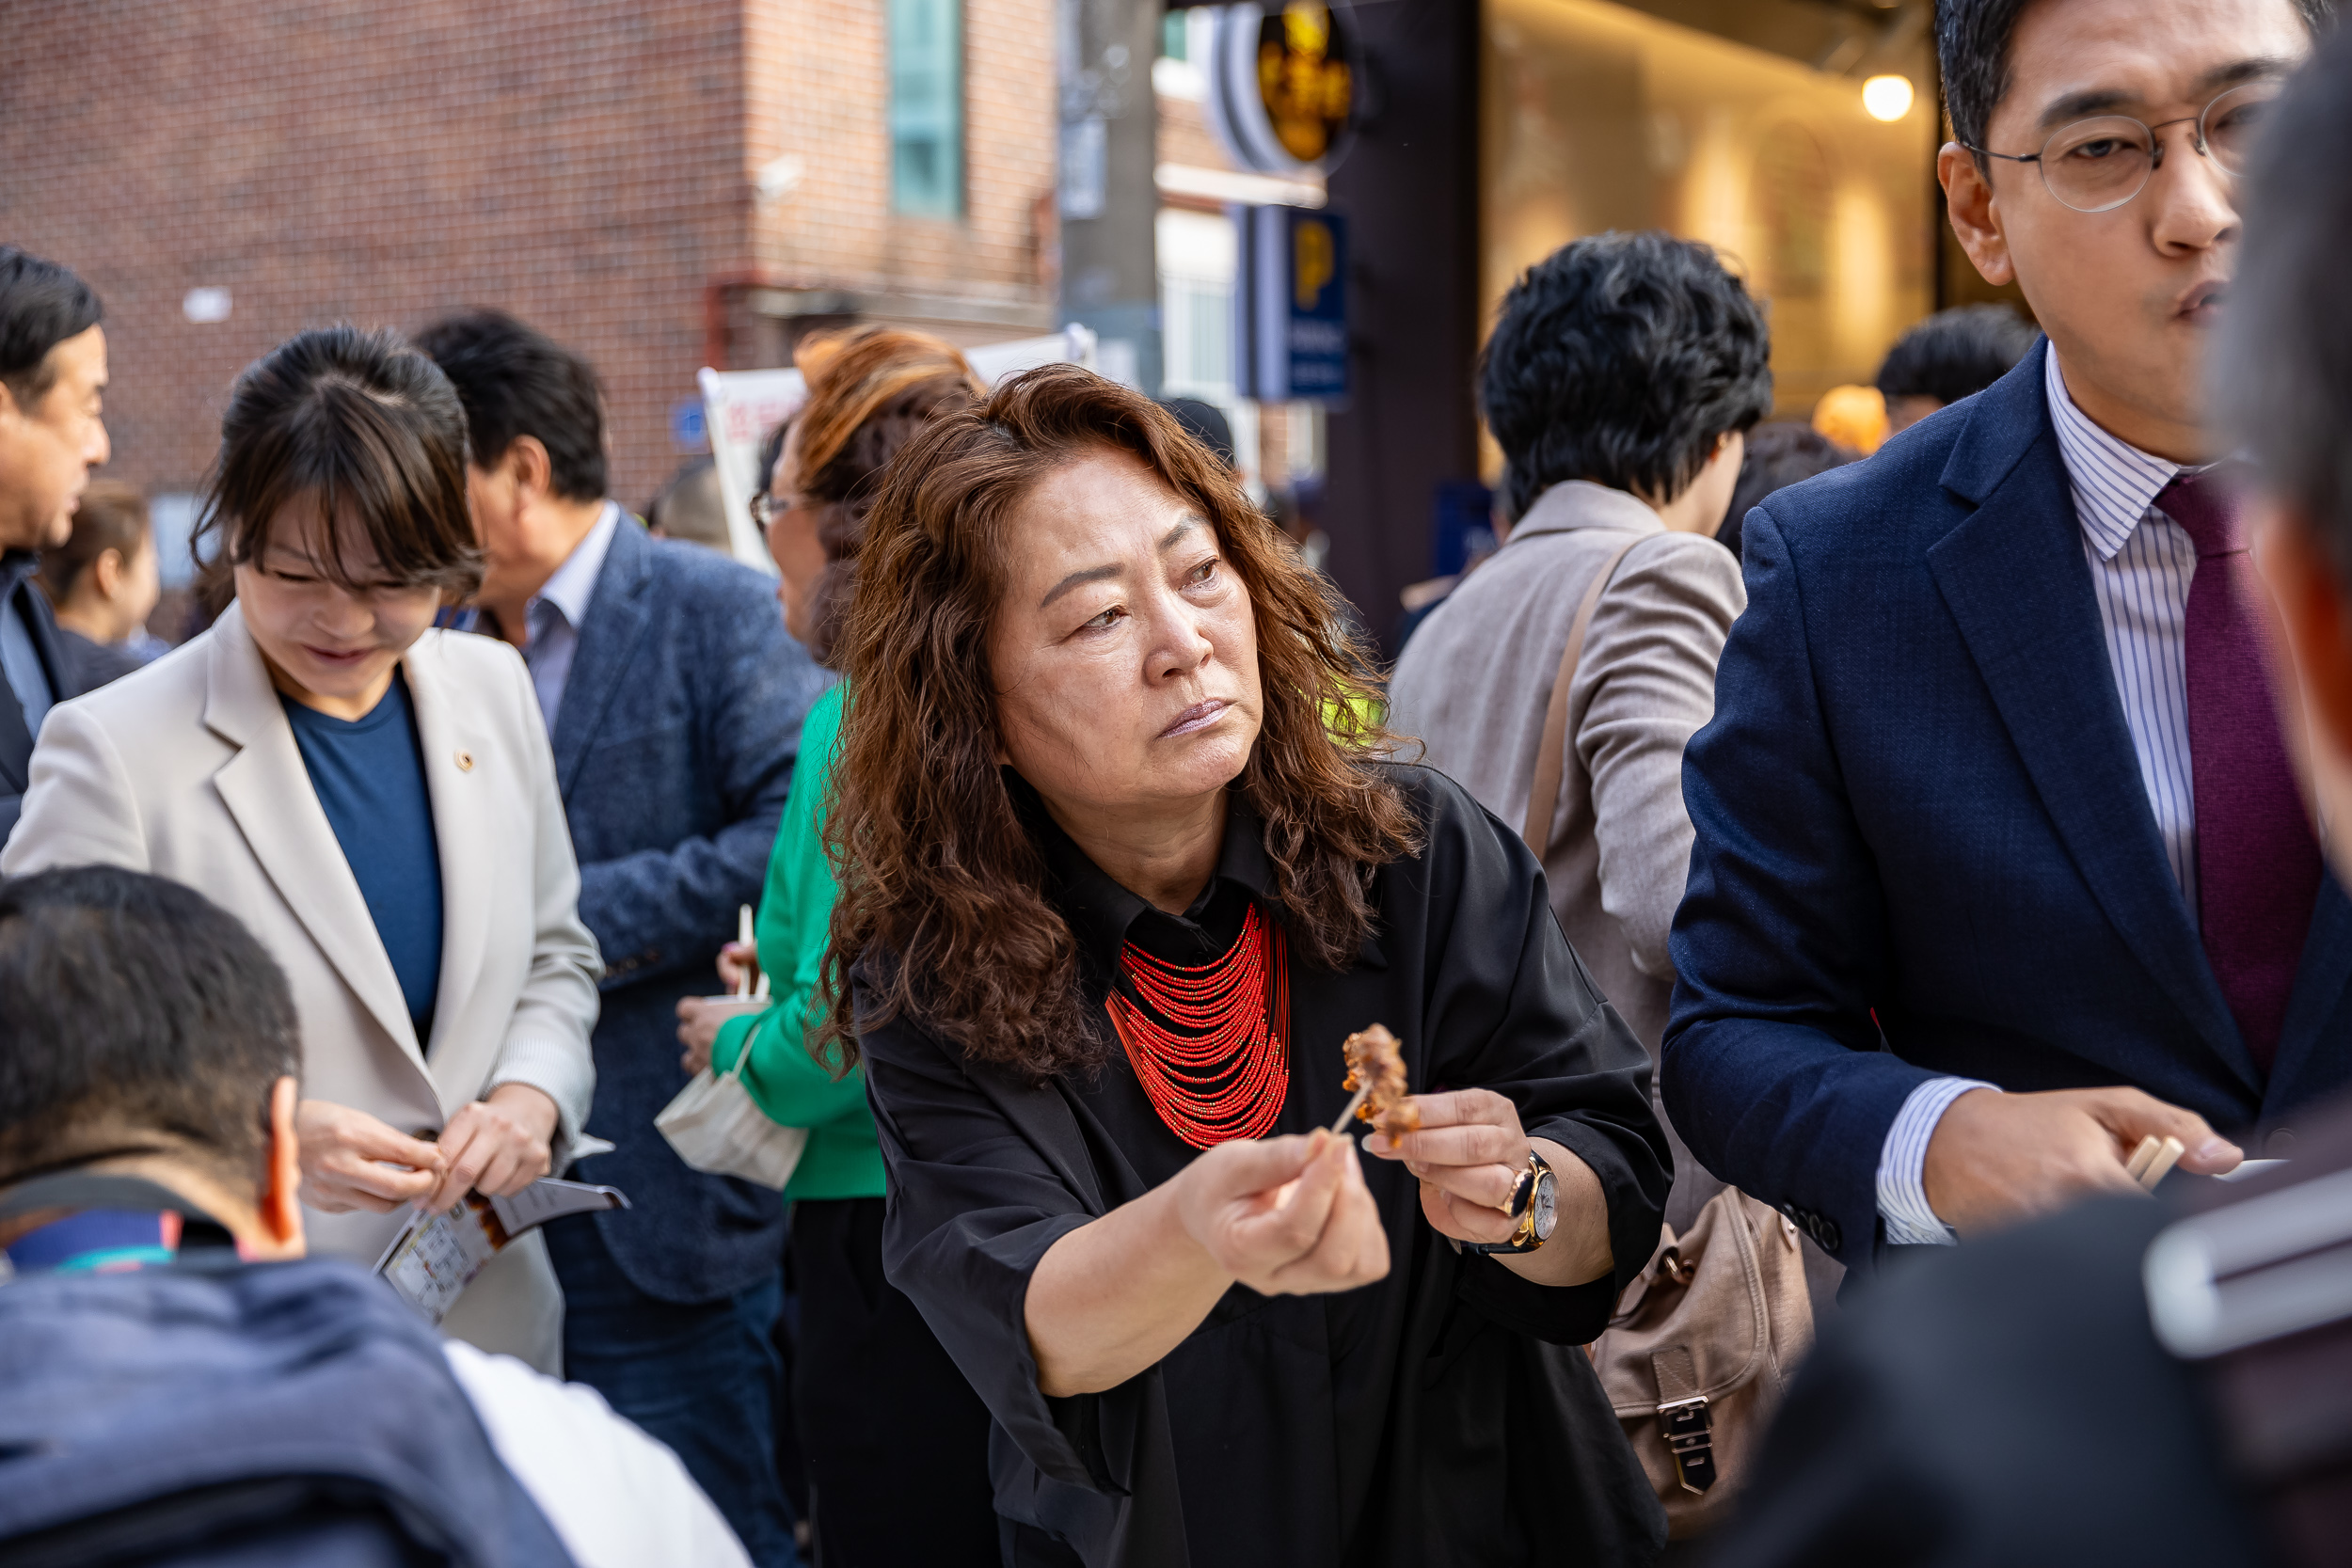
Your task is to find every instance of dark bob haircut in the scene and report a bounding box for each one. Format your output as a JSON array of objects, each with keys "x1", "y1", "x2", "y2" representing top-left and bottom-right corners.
[
  {"x1": 2219, "y1": 18, "x2": 2352, "y2": 578},
  {"x1": 0, "y1": 247, "x2": 103, "y2": 412},
  {"x1": 414, "y1": 309, "x2": 608, "y2": 502},
  {"x1": 1875, "y1": 305, "x2": 2038, "y2": 406},
  {"x1": 0, "y1": 865, "x2": 299, "y2": 1194},
  {"x1": 1939, "y1": 0, "x2": 2332, "y2": 167},
  {"x1": 194, "y1": 325, "x2": 483, "y2": 597},
  {"x1": 1480, "y1": 230, "x2": 1772, "y2": 520}
]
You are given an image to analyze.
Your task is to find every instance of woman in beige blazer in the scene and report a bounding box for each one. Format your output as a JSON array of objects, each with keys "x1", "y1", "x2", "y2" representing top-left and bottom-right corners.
[{"x1": 2, "y1": 326, "x2": 599, "y2": 1371}]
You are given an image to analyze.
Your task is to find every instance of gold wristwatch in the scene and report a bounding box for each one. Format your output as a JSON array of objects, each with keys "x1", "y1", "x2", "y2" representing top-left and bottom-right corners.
[{"x1": 1463, "y1": 1148, "x2": 1558, "y2": 1255}]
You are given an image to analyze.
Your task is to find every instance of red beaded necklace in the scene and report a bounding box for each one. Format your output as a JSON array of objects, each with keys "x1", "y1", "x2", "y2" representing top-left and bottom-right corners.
[{"x1": 1107, "y1": 903, "x2": 1290, "y2": 1148}]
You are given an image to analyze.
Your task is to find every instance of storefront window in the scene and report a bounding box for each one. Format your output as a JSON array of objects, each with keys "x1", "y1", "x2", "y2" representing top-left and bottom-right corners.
[{"x1": 1483, "y1": 0, "x2": 1933, "y2": 418}]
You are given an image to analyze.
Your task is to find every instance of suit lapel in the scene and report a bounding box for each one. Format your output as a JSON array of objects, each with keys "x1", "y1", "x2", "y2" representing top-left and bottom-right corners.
[
  {"x1": 549, "y1": 517, "x2": 654, "y2": 800},
  {"x1": 402, "y1": 631, "x2": 492, "y2": 1059},
  {"x1": 202, "y1": 605, "x2": 426, "y2": 1070},
  {"x1": 1926, "y1": 351, "x2": 2252, "y2": 1091}
]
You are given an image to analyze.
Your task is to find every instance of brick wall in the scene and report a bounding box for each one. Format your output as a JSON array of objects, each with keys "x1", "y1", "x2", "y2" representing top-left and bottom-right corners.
[
  {"x1": 743, "y1": 0, "x2": 1055, "y2": 305},
  {"x1": 1, "y1": 0, "x2": 1058, "y2": 513}
]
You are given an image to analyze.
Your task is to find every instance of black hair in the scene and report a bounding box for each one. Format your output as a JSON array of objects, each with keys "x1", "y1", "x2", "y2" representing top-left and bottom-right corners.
[
  {"x1": 1479, "y1": 230, "x2": 1772, "y2": 519},
  {"x1": 413, "y1": 309, "x2": 609, "y2": 501},
  {"x1": 1157, "y1": 396, "x2": 1238, "y2": 470},
  {"x1": 0, "y1": 247, "x2": 103, "y2": 411},
  {"x1": 194, "y1": 325, "x2": 484, "y2": 596},
  {"x1": 757, "y1": 419, "x2": 792, "y2": 497},
  {"x1": 1875, "y1": 305, "x2": 2039, "y2": 405},
  {"x1": 1717, "y1": 421, "x2": 1859, "y2": 560},
  {"x1": 1939, "y1": 0, "x2": 2334, "y2": 166},
  {"x1": 0, "y1": 867, "x2": 300, "y2": 1193},
  {"x1": 2220, "y1": 18, "x2": 2352, "y2": 578}
]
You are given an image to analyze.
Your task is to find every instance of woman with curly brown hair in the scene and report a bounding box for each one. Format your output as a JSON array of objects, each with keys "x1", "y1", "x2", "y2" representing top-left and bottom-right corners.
[{"x1": 820, "y1": 364, "x2": 1671, "y2": 1567}]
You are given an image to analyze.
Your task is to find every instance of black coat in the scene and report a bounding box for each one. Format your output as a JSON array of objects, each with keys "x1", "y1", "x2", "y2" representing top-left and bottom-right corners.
[
  {"x1": 1714, "y1": 1196, "x2": 2270, "y2": 1567},
  {"x1": 857, "y1": 766, "x2": 1671, "y2": 1568}
]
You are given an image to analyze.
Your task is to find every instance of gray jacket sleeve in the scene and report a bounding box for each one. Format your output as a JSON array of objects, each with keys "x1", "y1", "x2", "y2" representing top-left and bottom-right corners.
[{"x1": 1567, "y1": 533, "x2": 1745, "y2": 979}]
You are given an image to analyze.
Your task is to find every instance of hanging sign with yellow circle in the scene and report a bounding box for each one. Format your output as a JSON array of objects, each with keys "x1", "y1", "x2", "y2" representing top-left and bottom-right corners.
[{"x1": 1207, "y1": 1, "x2": 1360, "y2": 177}]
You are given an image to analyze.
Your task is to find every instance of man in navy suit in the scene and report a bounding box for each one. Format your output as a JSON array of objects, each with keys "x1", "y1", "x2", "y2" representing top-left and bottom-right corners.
[
  {"x1": 0, "y1": 248, "x2": 108, "y2": 838},
  {"x1": 419, "y1": 311, "x2": 825, "y2": 1566},
  {"x1": 1665, "y1": 0, "x2": 2343, "y2": 1275}
]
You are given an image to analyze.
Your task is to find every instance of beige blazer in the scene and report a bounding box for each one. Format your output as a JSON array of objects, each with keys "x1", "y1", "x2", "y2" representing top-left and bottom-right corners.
[
  {"x1": 1388, "y1": 480, "x2": 1746, "y2": 1059},
  {"x1": 1, "y1": 602, "x2": 602, "y2": 1371}
]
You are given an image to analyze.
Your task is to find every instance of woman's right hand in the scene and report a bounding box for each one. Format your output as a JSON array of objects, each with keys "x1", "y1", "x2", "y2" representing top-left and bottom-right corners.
[
  {"x1": 1175, "y1": 1128, "x2": 1390, "y2": 1297},
  {"x1": 715, "y1": 941, "x2": 759, "y2": 993},
  {"x1": 295, "y1": 1099, "x2": 447, "y2": 1213}
]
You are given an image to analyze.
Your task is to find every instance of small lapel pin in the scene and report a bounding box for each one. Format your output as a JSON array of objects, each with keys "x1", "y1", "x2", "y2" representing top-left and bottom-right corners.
[{"x1": 455, "y1": 750, "x2": 475, "y2": 772}]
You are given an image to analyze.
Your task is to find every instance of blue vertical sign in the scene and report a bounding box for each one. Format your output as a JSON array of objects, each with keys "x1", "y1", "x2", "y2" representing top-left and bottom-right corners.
[{"x1": 1235, "y1": 205, "x2": 1349, "y2": 405}]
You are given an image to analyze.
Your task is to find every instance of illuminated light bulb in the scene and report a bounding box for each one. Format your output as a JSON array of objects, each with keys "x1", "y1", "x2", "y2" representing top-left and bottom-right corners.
[{"x1": 1863, "y1": 74, "x2": 1915, "y2": 122}]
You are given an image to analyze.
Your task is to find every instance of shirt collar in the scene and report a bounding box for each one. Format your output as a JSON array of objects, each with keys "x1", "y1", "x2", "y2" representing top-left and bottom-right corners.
[
  {"x1": 1009, "y1": 771, "x2": 1276, "y2": 977},
  {"x1": 528, "y1": 501, "x2": 622, "y2": 630},
  {"x1": 1506, "y1": 480, "x2": 1666, "y2": 543},
  {"x1": 2044, "y1": 347, "x2": 2182, "y2": 562}
]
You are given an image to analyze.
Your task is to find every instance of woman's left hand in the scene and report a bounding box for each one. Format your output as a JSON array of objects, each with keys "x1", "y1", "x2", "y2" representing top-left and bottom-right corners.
[
  {"x1": 421, "y1": 1084, "x2": 559, "y2": 1210},
  {"x1": 1366, "y1": 1088, "x2": 1614, "y2": 1286},
  {"x1": 1363, "y1": 1088, "x2": 1529, "y2": 1247},
  {"x1": 675, "y1": 996, "x2": 731, "y2": 1073}
]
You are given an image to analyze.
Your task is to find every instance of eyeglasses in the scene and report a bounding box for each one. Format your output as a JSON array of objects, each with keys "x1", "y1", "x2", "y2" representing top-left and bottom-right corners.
[
  {"x1": 749, "y1": 492, "x2": 781, "y2": 531},
  {"x1": 1964, "y1": 78, "x2": 2280, "y2": 214}
]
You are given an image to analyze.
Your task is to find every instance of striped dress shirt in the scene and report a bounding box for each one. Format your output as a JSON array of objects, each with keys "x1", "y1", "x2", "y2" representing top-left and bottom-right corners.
[{"x1": 1875, "y1": 349, "x2": 2199, "y2": 1245}]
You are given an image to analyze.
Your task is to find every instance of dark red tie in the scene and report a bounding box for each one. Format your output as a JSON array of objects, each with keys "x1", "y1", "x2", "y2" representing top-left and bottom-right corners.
[{"x1": 2161, "y1": 467, "x2": 2323, "y2": 1073}]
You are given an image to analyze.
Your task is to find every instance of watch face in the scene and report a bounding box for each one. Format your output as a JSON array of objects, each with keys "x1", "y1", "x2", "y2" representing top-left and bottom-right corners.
[{"x1": 1531, "y1": 1169, "x2": 1557, "y2": 1241}]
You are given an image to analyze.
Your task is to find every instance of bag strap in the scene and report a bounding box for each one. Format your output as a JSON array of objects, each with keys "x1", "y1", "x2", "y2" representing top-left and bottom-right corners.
[{"x1": 1520, "y1": 535, "x2": 1645, "y2": 855}]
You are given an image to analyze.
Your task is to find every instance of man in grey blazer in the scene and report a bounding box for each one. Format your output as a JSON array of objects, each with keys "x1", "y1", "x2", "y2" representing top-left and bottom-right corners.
[
  {"x1": 1388, "y1": 232, "x2": 1766, "y2": 1239},
  {"x1": 419, "y1": 311, "x2": 826, "y2": 1568}
]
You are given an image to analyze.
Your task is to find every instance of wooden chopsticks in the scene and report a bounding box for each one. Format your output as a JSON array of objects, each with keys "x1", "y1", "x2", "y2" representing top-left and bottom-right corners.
[{"x1": 2126, "y1": 1134, "x2": 2185, "y2": 1191}]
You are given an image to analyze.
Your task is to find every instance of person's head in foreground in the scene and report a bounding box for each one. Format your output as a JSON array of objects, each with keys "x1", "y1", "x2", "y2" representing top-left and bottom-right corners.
[
  {"x1": 1875, "y1": 304, "x2": 2042, "y2": 436},
  {"x1": 0, "y1": 865, "x2": 303, "y2": 1262},
  {"x1": 1480, "y1": 229, "x2": 1772, "y2": 534},
  {"x1": 1937, "y1": 0, "x2": 2326, "y2": 463},
  {"x1": 2226, "y1": 10, "x2": 2352, "y2": 852},
  {"x1": 39, "y1": 478, "x2": 158, "y2": 647},
  {"x1": 759, "y1": 325, "x2": 982, "y2": 663},
  {"x1": 815, "y1": 362, "x2": 1671, "y2": 1563},
  {"x1": 0, "y1": 247, "x2": 109, "y2": 557},
  {"x1": 0, "y1": 865, "x2": 749, "y2": 1568},
  {"x1": 195, "y1": 324, "x2": 482, "y2": 721}
]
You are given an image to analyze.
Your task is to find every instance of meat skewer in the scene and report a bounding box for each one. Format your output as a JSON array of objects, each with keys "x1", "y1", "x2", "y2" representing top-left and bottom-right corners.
[{"x1": 1332, "y1": 1023, "x2": 1420, "y2": 1136}]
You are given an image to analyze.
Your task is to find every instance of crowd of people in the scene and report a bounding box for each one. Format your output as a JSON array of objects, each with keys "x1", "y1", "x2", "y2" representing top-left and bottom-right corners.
[{"x1": 2, "y1": 0, "x2": 2350, "y2": 1563}]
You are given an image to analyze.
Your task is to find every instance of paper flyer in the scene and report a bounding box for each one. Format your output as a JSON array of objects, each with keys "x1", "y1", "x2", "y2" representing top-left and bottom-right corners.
[{"x1": 374, "y1": 1178, "x2": 628, "y2": 1325}]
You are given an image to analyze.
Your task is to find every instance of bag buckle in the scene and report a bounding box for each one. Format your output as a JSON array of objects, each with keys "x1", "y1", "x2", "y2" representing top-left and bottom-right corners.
[{"x1": 1657, "y1": 1394, "x2": 1717, "y2": 1494}]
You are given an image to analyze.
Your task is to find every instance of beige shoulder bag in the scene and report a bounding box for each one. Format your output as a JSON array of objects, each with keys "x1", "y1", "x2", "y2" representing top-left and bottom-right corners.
[{"x1": 1518, "y1": 533, "x2": 1814, "y2": 1540}]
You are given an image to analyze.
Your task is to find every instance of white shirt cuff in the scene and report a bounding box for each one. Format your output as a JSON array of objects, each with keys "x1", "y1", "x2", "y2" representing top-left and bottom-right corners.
[{"x1": 1875, "y1": 1077, "x2": 1999, "y2": 1246}]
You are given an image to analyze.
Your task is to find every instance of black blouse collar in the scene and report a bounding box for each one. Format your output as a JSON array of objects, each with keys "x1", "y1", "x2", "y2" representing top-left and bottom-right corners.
[{"x1": 1006, "y1": 768, "x2": 1275, "y2": 977}]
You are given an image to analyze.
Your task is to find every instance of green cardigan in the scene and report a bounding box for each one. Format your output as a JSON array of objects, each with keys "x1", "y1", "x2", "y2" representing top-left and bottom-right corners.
[{"x1": 710, "y1": 683, "x2": 882, "y2": 1201}]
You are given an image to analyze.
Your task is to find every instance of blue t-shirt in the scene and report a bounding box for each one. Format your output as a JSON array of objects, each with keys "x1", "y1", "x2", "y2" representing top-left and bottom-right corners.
[{"x1": 281, "y1": 674, "x2": 443, "y2": 1038}]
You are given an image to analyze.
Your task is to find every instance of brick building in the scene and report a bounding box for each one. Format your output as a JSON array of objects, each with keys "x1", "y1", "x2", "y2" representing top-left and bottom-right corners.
[{"x1": 0, "y1": 0, "x2": 1058, "y2": 559}]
